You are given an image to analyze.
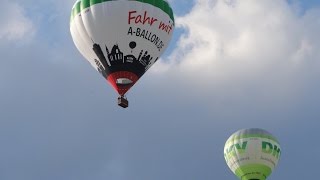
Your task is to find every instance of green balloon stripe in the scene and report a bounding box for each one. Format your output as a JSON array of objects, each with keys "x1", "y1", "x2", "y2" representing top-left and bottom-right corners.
[
  {"x1": 235, "y1": 164, "x2": 272, "y2": 180},
  {"x1": 225, "y1": 134, "x2": 279, "y2": 146},
  {"x1": 71, "y1": 0, "x2": 174, "y2": 23}
]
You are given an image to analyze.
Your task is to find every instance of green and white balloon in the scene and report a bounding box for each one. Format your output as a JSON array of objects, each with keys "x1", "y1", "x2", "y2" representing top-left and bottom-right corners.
[{"x1": 224, "y1": 128, "x2": 281, "y2": 180}]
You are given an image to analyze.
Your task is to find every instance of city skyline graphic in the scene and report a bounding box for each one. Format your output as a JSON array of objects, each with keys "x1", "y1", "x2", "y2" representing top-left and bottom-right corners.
[{"x1": 92, "y1": 40, "x2": 158, "y2": 79}]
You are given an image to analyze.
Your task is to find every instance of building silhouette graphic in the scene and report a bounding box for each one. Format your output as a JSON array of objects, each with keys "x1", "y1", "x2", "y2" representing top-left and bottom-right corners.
[
  {"x1": 106, "y1": 45, "x2": 124, "y2": 65},
  {"x1": 92, "y1": 43, "x2": 109, "y2": 68},
  {"x1": 140, "y1": 51, "x2": 153, "y2": 67},
  {"x1": 92, "y1": 43, "x2": 110, "y2": 78}
]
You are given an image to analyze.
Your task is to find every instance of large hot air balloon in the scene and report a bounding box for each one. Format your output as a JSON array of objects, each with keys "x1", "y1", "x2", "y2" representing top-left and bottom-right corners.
[
  {"x1": 224, "y1": 128, "x2": 281, "y2": 180},
  {"x1": 70, "y1": 0, "x2": 174, "y2": 108}
]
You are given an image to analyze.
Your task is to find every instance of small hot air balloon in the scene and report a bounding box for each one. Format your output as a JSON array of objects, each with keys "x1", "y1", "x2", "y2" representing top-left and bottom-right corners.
[
  {"x1": 224, "y1": 128, "x2": 281, "y2": 180},
  {"x1": 70, "y1": 0, "x2": 174, "y2": 108}
]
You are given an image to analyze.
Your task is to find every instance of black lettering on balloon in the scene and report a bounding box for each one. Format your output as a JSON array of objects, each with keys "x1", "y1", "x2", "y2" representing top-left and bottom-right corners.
[
  {"x1": 140, "y1": 29, "x2": 145, "y2": 38},
  {"x1": 127, "y1": 27, "x2": 133, "y2": 35},
  {"x1": 136, "y1": 28, "x2": 141, "y2": 36},
  {"x1": 127, "y1": 27, "x2": 165, "y2": 51}
]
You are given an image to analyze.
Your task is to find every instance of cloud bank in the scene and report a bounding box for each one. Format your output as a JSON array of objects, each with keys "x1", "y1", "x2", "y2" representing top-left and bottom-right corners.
[
  {"x1": 145, "y1": 0, "x2": 320, "y2": 110},
  {"x1": 0, "y1": 0, "x2": 35, "y2": 41}
]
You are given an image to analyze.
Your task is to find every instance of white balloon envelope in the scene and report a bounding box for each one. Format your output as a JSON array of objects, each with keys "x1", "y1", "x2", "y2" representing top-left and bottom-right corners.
[{"x1": 70, "y1": 0, "x2": 174, "y2": 107}]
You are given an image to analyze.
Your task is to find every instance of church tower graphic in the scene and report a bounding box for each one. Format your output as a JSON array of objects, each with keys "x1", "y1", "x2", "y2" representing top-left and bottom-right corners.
[
  {"x1": 139, "y1": 51, "x2": 153, "y2": 67},
  {"x1": 106, "y1": 45, "x2": 124, "y2": 65}
]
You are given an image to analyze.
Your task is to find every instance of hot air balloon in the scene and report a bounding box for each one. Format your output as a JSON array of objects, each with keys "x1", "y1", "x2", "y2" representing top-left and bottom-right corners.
[
  {"x1": 224, "y1": 128, "x2": 281, "y2": 180},
  {"x1": 70, "y1": 0, "x2": 175, "y2": 108}
]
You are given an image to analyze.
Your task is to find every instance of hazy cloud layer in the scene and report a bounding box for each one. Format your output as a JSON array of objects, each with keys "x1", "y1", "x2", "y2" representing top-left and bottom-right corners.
[
  {"x1": 150, "y1": 0, "x2": 320, "y2": 109},
  {"x1": 0, "y1": 0, "x2": 35, "y2": 41}
]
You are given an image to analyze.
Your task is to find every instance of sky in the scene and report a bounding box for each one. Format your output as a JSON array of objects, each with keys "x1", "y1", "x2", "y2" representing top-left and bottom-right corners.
[{"x1": 0, "y1": 0, "x2": 320, "y2": 179}]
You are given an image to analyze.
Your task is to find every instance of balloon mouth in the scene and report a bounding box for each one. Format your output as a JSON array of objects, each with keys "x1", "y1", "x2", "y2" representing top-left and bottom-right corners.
[
  {"x1": 107, "y1": 71, "x2": 139, "y2": 96},
  {"x1": 241, "y1": 174, "x2": 266, "y2": 180},
  {"x1": 116, "y1": 78, "x2": 133, "y2": 86}
]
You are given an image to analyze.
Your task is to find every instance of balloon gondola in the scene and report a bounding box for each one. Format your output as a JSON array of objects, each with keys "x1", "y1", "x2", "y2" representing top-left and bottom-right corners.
[
  {"x1": 70, "y1": 0, "x2": 174, "y2": 108},
  {"x1": 118, "y1": 95, "x2": 129, "y2": 108}
]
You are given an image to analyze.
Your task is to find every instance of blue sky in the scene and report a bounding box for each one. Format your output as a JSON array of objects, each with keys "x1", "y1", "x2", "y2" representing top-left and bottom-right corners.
[{"x1": 1, "y1": 0, "x2": 320, "y2": 179}]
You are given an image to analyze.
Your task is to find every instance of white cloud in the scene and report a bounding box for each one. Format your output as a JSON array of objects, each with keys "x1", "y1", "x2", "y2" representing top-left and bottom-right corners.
[
  {"x1": 147, "y1": 0, "x2": 320, "y2": 105},
  {"x1": 0, "y1": 0, "x2": 35, "y2": 41}
]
